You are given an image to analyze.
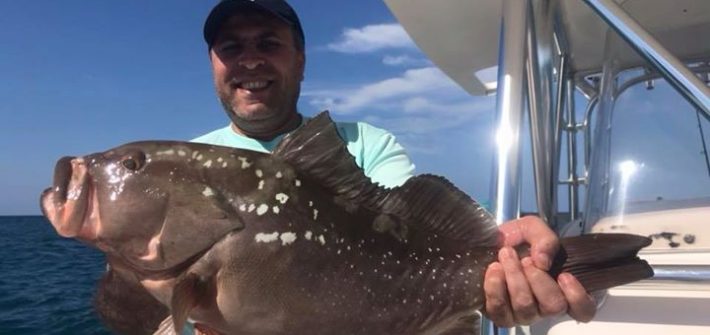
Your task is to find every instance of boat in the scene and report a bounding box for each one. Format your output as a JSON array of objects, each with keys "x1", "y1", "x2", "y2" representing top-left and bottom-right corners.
[{"x1": 382, "y1": 0, "x2": 710, "y2": 334}]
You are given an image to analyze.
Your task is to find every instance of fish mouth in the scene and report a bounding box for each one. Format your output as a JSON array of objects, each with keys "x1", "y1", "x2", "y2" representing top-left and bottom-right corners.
[{"x1": 40, "y1": 156, "x2": 93, "y2": 238}]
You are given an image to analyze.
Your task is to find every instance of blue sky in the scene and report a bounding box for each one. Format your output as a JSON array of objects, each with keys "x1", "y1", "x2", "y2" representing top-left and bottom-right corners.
[{"x1": 0, "y1": 0, "x2": 497, "y2": 215}]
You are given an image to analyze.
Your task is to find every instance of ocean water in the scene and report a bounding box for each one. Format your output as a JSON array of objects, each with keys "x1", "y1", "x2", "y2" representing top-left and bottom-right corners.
[{"x1": 0, "y1": 216, "x2": 111, "y2": 335}]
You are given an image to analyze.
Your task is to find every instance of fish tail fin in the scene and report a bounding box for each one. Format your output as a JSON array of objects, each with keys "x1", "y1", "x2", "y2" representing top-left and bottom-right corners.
[{"x1": 552, "y1": 233, "x2": 654, "y2": 292}]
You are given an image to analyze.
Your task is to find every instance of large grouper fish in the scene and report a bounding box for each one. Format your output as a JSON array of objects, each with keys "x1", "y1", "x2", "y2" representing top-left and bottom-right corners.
[{"x1": 40, "y1": 112, "x2": 653, "y2": 335}]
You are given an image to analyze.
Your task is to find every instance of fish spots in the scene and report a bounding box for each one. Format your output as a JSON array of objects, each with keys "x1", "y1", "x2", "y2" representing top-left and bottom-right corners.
[
  {"x1": 295, "y1": 179, "x2": 301, "y2": 187},
  {"x1": 318, "y1": 235, "x2": 326, "y2": 245},
  {"x1": 272, "y1": 206, "x2": 280, "y2": 214},
  {"x1": 178, "y1": 150, "x2": 186, "y2": 157},
  {"x1": 275, "y1": 193, "x2": 289, "y2": 204},
  {"x1": 239, "y1": 204, "x2": 247, "y2": 212},
  {"x1": 280, "y1": 232, "x2": 297, "y2": 246},
  {"x1": 255, "y1": 169, "x2": 263, "y2": 178},
  {"x1": 203, "y1": 160, "x2": 213, "y2": 168},
  {"x1": 255, "y1": 232, "x2": 279, "y2": 243},
  {"x1": 248, "y1": 204, "x2": 256, "y2": 212},
  {"x1": 305, "y1": 231, "x2": 313, "y2": 240},
  {"x1": 276, "y1": 171, "x2": 283, "y2": 179},
  {"x1": 238, "y1": 157, "x2": 252, "y2": 169},
  {"x1": 156, "y1": 149, "x2": 175, "y2": 156},
  {"x1": 217, "y1": 157, "x2": 223, "y2": 163},
  {"x1": 256, "y1": 204, "x2": 269, "y2": 216},
  {"x1": 202, "y1": 187, "x2": 214, "y2": 197},
  {"x1": 313, "y1": 209, "x2": 319, "y2": 220},
  {"x1": 258, "y1": 180, "x2": 265, "y2": 190}
]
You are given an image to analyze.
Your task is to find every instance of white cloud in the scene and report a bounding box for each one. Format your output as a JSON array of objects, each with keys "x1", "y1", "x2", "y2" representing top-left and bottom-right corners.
[
  {"x1": 327, "y1": 23, "x2": 416, "y2": 53},
  {"x1": 382, "y1": 54, "x2": 431, "y2": 67},
  {"x1": 304, "y1": 67, "x2": 462, "y2": 114},
  {"x1": 303, "y1": 66, "x2": 495, "y2": 148}
]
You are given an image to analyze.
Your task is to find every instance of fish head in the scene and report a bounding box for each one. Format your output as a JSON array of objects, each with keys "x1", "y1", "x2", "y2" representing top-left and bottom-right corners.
[{"x1": 40, "y1": 141, "x2": 247, "y2": 273}]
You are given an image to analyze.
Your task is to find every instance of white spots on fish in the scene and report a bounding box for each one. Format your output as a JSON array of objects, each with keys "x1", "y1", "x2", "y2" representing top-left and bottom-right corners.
[
  {"x1": 295, "y1": 179, "x2": 301, "y2": 187},
  {"x1": 272, "y1": 206, "x2": 280, "y2": 214},
  {"x1": 443, "y1": 283, "x2": 448, "y2": 288},
  {"x1": 312, "y1": 209, "x2": 319, "y2": 220},
  {"x1": 202, "y1": 187, "x2": 214, "y2": 197},
  {"x1": 255, "y1": 169, "x2": 263, "y2": 178},
  {"x1": 318, "y1": 235, "x2": 326, "y2": 245},
  {"x1": 258, "y1": 180, "x2": 265, "y2": 190},
  {"x1": 196, "y1": 154, "x2": 204, "y2": 161},
  {"x1": 275, "y1": 193, "x2": 289, "y2": 204},
  {"x1": 238, "y1": 157, "x2": 252, "y2": 169},
  {"x1": 222, "y1": 162, "x2": 228, "y2": 168},
  {"x1": 455, "y1": 254, "x2": 462, "y2": 259},
  {"x1": 275, "y1": 171, "x2": 283, "y2": 179},
  {"x1": 280, "y1": 232, "x2": 297, "y2": 246},
  {"x1": 248, "y1": 204, "x2": 256, "y2": 212},
  {"x1": 256, "y1": 204, "x2": 269, "y2": 216},
  {"x1": 178, "y1": 150, "x2": 186, "y2": 157},
  {"x1": 304, "y1": 231, "x2": 313, "y2": 241},
  {"x1": 255, "y1": 232, "x2": 279, "y2": 243},
  {"x1": 308, "y1": 201, "x2": 313, "y2": 207},
  {"x1": 203, "y1": 160, "x2": 213, "y2": 168},
  {"x1": 156, "y1": 149, "x2": 175, "y2": 156},
  {"x1": 239, "y1": 204, "x2": 246, "y2": 212},
  {"x1": 217, "y1": 157, "x2": 223, "y2": 163}
]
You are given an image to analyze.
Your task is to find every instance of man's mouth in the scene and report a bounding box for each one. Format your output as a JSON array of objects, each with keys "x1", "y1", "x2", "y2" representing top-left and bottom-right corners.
[{"x1": 233, "y1": 80, "x2": 272, "y2": 92}]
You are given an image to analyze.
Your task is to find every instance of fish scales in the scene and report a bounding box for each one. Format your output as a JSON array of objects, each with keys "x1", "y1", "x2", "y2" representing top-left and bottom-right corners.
[{"x1": 40, "y1": 111, "x2": 653, "y2": 335}]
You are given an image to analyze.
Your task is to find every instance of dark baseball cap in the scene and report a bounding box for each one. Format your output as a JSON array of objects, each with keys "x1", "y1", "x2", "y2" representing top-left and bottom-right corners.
[{"x1": 203, "y1": 0, "x2": 305, "y2": 49}]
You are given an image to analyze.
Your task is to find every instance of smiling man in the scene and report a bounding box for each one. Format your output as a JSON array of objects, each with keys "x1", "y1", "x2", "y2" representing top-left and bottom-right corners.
[{"x1": 95, "y1": 1, "x2": 596, "y2": 334}]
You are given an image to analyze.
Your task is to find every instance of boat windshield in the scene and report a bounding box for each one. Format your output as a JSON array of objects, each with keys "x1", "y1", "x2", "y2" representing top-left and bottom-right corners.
[{"x1": 585, "y1": 62, "x2": 710, "y2": 250}]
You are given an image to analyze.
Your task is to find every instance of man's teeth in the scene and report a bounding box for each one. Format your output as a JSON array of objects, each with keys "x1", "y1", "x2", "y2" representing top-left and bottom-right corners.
[{"x1": 241, "y1": 81, "x2": 268, "y2": 90}]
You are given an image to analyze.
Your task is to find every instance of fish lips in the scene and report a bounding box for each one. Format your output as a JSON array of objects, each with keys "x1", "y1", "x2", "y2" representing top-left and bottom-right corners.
[{"x1": 40, "y1": 156, "x2": 93, "y2": 238}]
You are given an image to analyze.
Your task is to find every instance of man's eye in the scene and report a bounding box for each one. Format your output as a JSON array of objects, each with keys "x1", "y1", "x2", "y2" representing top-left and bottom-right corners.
[
  {"x1": 217, "y1": 40, "x2": 241, "y2": 52},
  {"x1": 258, "y1": 40, "x2": 281, "y2": 52}
]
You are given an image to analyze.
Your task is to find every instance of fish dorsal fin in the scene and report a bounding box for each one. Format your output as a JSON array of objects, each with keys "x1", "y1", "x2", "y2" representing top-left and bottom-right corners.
[
  {"x1": 170, "y1": 272, "x2": 214, "y2": 333},
  {"x1": 383, "y1": 175, "x2": 499, "y2": 248},
  {"x1": 273, "y1": 111, "x2": 384, "y2": 206},
  {"x1": 274, "y1": 111, "x2": 498, "y2": 247}
]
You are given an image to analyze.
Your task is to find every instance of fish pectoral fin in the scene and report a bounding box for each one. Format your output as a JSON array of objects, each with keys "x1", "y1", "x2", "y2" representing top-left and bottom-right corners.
[
  {"x1": 153, "y1": 316, "x2": 176, "y2": 335},
  {"x1": 170, "y1": 272, "x2": 215, "y2": 333}
]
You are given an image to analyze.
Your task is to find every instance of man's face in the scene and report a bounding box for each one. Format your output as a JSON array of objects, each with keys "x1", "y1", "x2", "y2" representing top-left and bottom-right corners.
[{"x1": 209, "y1": 11, "x2": 305, "y2": 137}]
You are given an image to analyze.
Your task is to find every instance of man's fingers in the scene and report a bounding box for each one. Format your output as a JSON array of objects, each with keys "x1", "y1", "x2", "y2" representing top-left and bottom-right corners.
[
  {"x1": 558, "y1": 273, "x2": 597, "y2": 322},
  {"x1": 498, "y1": 216, "x2": 557, "y2": 270},
  {"x1": 499, "y1": 247, "x2": 539, "y2": 324},
  {"x1": 521, "y1": 257, "x2": 567, "y2": 317},
  {"x1": 483, "y1": 262, "x2": 515, "y2": 327}
]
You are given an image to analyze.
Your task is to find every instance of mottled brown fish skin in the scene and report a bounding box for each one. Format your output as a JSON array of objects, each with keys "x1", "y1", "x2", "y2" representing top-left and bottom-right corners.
[{"x1": 40, "y1": 112, "x2": 653, "y2": 335}]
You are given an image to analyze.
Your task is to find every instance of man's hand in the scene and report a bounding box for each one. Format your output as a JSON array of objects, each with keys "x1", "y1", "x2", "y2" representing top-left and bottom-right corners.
[{"x1": 482, "y1": 216, "x2": 597, "y2": 327}]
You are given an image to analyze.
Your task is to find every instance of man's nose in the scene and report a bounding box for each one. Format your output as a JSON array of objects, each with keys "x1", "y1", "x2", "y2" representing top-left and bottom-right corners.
[{"x1": 238, "y1": 58, "x2": 265, "y2": 70}]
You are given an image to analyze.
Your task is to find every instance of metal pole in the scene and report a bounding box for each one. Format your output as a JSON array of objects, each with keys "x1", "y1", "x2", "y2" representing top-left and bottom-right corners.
[
  {"x1": 526, "y1": 0, "x2": 551, "y2": 225},
  {"x1": 486, "y1": 0, "x2": 528, "y2": 333},
  {"x1": 490, "y1": 0, "x2": 527, "y2": 224},
  {"x1": 582, "y1": 0, "x2": 710, "y2": 118},
  {"x1": 566, "y1": 77, "x2": 580, "y2": 221}
]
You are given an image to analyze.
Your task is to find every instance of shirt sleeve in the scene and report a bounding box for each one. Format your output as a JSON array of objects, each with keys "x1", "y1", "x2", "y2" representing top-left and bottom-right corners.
[{"x1": 337, "y1": 122, "x2": 416, "y2": 188}]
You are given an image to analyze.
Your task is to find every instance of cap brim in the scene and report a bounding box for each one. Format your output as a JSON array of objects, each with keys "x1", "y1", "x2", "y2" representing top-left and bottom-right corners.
[{"x1": 203, "y1": 1, "x2": 293, "y2": 47}]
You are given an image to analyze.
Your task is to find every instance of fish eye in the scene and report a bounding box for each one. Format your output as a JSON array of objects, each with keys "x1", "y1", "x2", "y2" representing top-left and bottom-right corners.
[{"x1": 120, "y1": 152, "x2": 146, "y2": 171}]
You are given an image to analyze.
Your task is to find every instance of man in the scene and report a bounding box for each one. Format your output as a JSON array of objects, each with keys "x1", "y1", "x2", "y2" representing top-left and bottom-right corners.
[
  {"x1": 194, "y1": 0, "x2": 597, "y2": 328},
  {"x1": 96, "y1": 1, "x2": 596, "y2": 333}
]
